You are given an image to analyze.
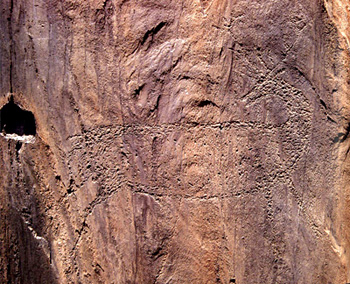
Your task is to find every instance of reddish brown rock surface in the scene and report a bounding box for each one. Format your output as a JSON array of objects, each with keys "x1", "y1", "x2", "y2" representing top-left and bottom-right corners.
[{"x1": 1, "y1": 0, "x2": 350, "y2": 283}]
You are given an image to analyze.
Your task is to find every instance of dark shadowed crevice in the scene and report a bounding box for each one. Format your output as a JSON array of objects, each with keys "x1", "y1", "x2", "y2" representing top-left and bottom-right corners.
[
  {"x1": 0, "y1": 99, "x2": 36, "y2": 136},
  {"x1": 8, "y1": 0, "x2": 14, "y2": 93},
  {"x1": 195, "y1": 99, "x2": 218, "y2": 108},
  {"x1": 140, "y1": 21, "x2": 167, "y2": 45}
]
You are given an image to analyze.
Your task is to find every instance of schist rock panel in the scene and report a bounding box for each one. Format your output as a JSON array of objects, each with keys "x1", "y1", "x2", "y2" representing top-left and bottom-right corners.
[{"x1": 1, "y1": 0, "x2": 350, "y2": 283}]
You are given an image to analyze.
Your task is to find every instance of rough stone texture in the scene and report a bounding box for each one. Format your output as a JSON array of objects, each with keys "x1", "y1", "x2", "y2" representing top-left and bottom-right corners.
[{"x1": 1, "y1": 0, "x2": 350, "y2": 283}]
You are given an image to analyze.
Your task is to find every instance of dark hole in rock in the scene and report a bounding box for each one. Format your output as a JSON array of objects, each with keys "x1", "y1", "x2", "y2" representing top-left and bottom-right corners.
[
  {"x1": 197, "y1": 99, "x2": 216, "y2": 107},
  {"x1": 16, "y1": 141, "x2": 22, "y2": 151},
  {"x1": 0, "y1": 99, "x2": 36, "y2": 136}
]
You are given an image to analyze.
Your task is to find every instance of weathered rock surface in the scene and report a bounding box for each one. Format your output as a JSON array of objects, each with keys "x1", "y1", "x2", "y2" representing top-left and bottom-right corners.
[{"x1": 1, "y1": 0, "x2": 350, "y2": 283}]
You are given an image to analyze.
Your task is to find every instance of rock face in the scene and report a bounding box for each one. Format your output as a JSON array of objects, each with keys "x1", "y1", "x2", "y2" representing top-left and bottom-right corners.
[{"x1": 1, "y1": 0, "x2": 350, "y2": 283}]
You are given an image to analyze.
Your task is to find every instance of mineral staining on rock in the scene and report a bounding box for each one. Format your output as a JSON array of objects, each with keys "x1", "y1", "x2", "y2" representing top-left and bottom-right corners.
[{"x1": 1, "y1": 0, "x2": 350, "y2": 283}]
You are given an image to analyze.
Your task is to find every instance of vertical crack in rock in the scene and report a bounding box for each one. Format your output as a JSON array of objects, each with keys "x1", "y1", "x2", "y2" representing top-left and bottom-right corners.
[{"x1": 7, "y1": 0, "x2": 13, "y2": 93}]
